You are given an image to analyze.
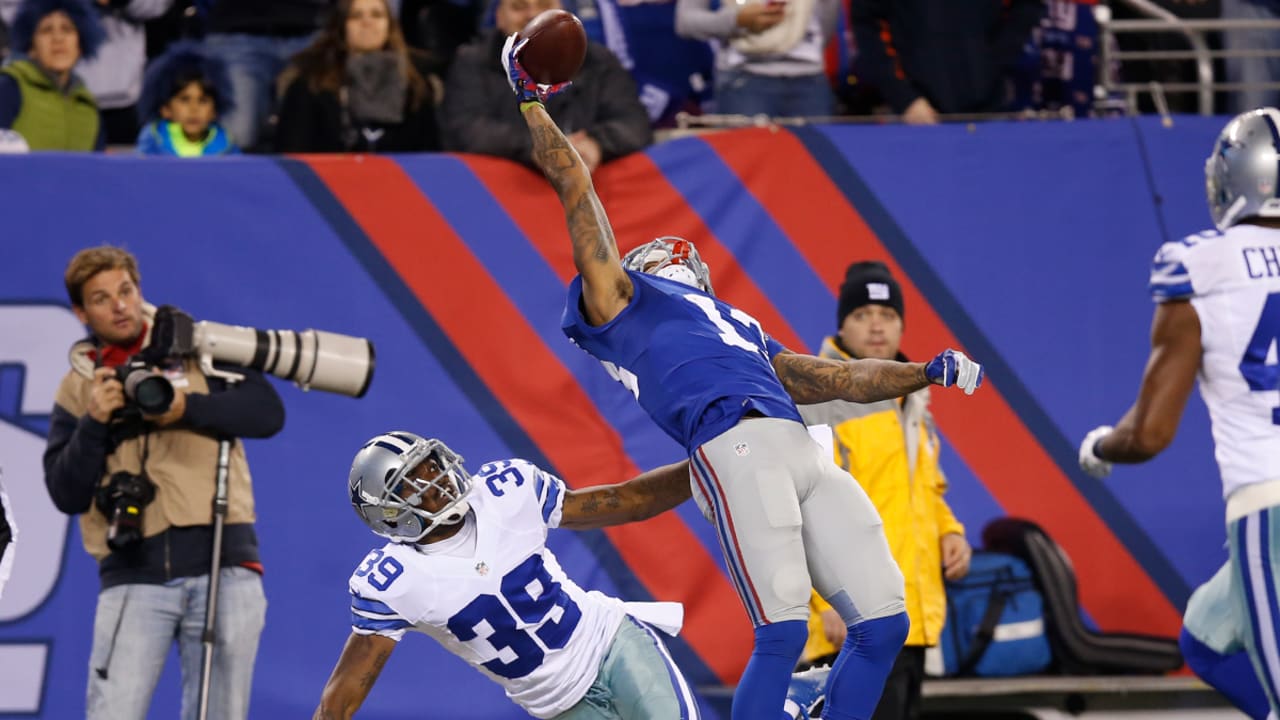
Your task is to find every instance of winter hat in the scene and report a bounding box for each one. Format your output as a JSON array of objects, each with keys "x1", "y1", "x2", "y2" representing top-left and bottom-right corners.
[{"x1": 836, "y1": 260, "x2": 904, "y2": 329}]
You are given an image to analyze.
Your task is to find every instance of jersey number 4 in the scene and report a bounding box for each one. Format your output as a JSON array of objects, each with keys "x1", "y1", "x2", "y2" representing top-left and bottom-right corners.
[
  {"x1": 446, "y1": 554, "x2": 583, "y2": 679},
  {"x1": 1240, "y1": 291, "x2": 1280, "y2": 425}
]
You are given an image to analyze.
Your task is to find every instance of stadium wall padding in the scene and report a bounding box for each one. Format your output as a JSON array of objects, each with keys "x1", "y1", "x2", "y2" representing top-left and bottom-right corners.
[{"x1": 0, "y1": 115, "x2": 1231, "y2": 718}]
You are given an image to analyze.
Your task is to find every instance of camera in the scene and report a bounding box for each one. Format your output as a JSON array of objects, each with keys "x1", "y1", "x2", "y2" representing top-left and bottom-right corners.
[
  {"x1": 95, "y1": 472, "x2": 157, "y2": 552},
  {"x1": 114, "y1": 359, "x2": 176, "y2": 415},
  {"x1": 149, "y1": 305, "x2": 375, "y2": 397}
]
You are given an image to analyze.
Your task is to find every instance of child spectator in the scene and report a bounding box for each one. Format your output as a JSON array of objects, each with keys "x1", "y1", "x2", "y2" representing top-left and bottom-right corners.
[
  {"x1": 136, "y1": 40, "x2": 238, "y2": 155},
  {"x1": 0, "y1": 0, "x2": 105, "y2": 151}
]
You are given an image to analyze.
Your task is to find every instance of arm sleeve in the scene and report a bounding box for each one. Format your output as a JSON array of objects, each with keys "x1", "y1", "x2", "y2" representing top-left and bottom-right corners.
[
  {"x1": 675, "y1": 0, "x2": 741, "y2": 41},
  {"x1": 1150, "y1": 240, "x2": 1196, "y2": 303},
  {"x1": 924, "y1": 414, "x2": 965, "y2": 537},
  {"x1": 532, "y1": 464, "x2": 567, "y2": 529},
  {"x1": 349, "y1": 590, "x2": 413, "y2": 642},
  {"x1": 586, "y1": 50, "x2": 653, "y2": 162},
  {"x1": 439, "y1": 43, "x2": 535, "y2": 164},
  {"x1": 123, "y1": 0, "x2": 174, "y2": 21},
  {"x1": 182, "y1": 366, "x2": 285, "y2": 439},
  {"x1": 849, "y1": 0, "x2": 920, "y2": 113},
  {"x1": 995, "y1": 0, "x2": 1045, "y2": 69},
  {"x1": 933, "y1": 470, "x2": 965, "y2": 538},
  {"x1": 0, "y1": 75, "x2": 20, "y2": 129},
  {"x1": 274, "y1": 79, "x2": 324, "y2": 153},
  {"x1": 764, "y1": 334, "x2": 786, "y2": 359},
  {"x1": 43, "y1": 405, "x2": 111, "y2": 515}
]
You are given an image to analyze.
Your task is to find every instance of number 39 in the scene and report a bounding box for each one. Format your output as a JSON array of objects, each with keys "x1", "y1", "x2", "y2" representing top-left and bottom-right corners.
[{"x1": 355, "y1": 549, "x2": 404, "y2": 591}]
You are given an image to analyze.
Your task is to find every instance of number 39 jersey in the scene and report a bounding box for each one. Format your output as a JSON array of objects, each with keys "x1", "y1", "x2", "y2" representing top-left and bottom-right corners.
[
  {"x1": 562, "y1": 269, "x2": 802, "y2": 453},
  {"x1": 1150, "y1": 225, "x2": 1280, "y2": 498},
  {"x1": 347, "y1": 459, "x2": 625, "y2": 719}
]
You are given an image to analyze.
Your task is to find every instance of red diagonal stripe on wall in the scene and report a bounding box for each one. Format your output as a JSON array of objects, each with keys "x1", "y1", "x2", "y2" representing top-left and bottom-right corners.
[
  {"x1": 462, "y1": 152, "x2": 810, "y2": 354},
  {"x1": 703, "y1": 129, "x2": 1181, "y2": 635},
  {"x1": 300, "y1": 154, "x2": 751, "y2": 683}
]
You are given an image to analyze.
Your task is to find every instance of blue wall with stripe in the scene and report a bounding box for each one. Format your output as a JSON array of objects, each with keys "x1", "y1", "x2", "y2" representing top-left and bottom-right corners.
[{"x1": 0, "y1": 115, "x2": 1233, "y2": 718}]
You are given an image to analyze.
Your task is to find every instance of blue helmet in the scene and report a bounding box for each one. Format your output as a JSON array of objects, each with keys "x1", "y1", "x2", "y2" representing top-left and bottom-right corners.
[
  {"x1": 347, "y1": 431, "x2": 473, "y2": 542},
  {"x1": 1206, "y1": 107, "x2": 1280, "y2": 230}
]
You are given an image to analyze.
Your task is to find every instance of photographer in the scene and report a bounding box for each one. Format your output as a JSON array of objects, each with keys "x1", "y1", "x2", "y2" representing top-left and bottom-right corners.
[{"x1": 43, "y1": 245, "x2": 284, "y2": 720}]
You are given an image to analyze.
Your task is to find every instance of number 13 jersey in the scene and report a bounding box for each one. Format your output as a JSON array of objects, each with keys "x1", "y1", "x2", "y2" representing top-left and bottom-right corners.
[
  {"x1": 562, "y1": 269, "x2": 802, "y2": 454},
  {"x1": 347, "y1": 459, "x2": 625, "y2": 719},
  {"x1": 1150, "y1": 224, "x2": 1280, "y2": 498}
]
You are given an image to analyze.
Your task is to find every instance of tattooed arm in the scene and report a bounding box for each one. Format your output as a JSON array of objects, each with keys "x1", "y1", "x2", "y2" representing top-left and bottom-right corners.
[
  {"x1": 313, "y1": 633, "x2": 396, "y2": 720},
  {"x1": 559, "y1": 461, "x2": 691, "y2": 530},
  {"x1": 522, "y1": 103, "x2": 632, "y2": 326},
  {"x1": 772, "y1": 349, "x2": 932, "y2": 404}
]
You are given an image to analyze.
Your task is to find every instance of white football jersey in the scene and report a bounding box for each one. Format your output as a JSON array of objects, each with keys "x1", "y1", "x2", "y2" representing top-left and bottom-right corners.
[
  {"x1": 1150, "y1": 224, "x2": 1280, "y2": 498},
  {"x1": 347, "y1": 459, "x2": 625, "y2": 719}
]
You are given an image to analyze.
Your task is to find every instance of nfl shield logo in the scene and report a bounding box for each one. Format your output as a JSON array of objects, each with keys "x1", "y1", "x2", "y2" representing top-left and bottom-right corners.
[
  {"x1": 475, "y1": 562, "x2": 489, "y2": 576},
  {"x1": 734, "y1": 442, "x2": 749, "y2": 456}
]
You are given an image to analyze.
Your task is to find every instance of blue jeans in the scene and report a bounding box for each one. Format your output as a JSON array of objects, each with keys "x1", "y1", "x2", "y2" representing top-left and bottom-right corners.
[
  {"x1": 714, "y1": 70, "x2": 835, "y2": 119},
  {"x1": 86, "y1": 567, "x2": 267, "y2": 720},
  {"x1": 203, "y1": 33, "x2": 314, "y2": 150},
  {"x1": 1222, "y1": 0, "x2": 1280, "y2": 113}
]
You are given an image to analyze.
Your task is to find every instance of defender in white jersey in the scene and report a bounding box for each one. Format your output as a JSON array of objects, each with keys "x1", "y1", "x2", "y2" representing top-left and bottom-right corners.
[
  {"x1": 1078, "y1": 108, "x2": 1280, "y2": 719},
  {"x1": 314, "y1": 431, "x2": 699, "y2": 719}
]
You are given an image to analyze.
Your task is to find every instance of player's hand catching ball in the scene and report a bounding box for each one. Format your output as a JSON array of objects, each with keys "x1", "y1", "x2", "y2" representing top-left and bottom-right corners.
[{"x1": 502, "y1": 33, "x2": 571, "y2": 106}]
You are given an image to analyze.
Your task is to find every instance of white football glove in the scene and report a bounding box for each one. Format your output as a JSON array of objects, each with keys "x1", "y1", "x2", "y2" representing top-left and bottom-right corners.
[
  {"x1": 1078, "y1": 425, "x2": 1114, "y2": 479},
  {"x1": 924, "y1": 348, "x2": 984, "y2": 395}
]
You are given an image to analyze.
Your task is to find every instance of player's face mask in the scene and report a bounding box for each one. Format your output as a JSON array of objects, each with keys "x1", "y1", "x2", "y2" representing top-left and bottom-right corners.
[
  {"x1": 622, "y1": 237, "x2": 714, "y2": 295},
  {"x1": 348, "y1": 432, "x2": 474, "y2": 542}
]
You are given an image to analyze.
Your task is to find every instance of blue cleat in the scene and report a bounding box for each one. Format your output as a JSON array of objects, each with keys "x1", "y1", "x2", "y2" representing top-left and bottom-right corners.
[{"x1": 784, "y1": 664, "x2": 831, "y2": 719}]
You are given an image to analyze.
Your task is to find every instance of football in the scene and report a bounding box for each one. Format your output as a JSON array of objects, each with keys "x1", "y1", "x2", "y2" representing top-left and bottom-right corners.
[{"x1": 516, "y1": 9, "x2": 587, "y2": 86}]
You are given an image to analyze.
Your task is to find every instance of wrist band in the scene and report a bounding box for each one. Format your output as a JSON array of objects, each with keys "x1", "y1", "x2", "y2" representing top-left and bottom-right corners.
[{"x1": 519, "y1": 100, "x2": 543, "y2": 114}]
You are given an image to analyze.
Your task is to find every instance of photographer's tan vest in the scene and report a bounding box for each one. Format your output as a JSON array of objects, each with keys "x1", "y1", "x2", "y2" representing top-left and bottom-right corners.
[{"x1": 54, "y1": 357, "x2": 257, "y2": 562}]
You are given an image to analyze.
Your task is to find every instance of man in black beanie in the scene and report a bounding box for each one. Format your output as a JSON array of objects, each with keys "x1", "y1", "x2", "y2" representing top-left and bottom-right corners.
[{"x1": 799, "y1": 259, "x2": 973, "y2": 720}]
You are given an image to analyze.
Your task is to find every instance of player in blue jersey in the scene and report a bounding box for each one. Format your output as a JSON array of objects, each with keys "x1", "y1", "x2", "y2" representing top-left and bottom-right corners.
[{"x1": 502, "y1": 41, "x2": 985, "y2": 720}]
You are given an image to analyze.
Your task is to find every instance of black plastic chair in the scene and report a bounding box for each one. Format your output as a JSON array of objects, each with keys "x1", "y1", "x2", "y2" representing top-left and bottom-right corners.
[{"x1": 982, "y1": 517, "x2": 1183, "y2": 675}]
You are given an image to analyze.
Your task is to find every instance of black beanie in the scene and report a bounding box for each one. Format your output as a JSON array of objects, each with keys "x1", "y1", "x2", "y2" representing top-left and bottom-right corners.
[{"x1": 837, "y1": 260, "x2": 904, "y2": 329}]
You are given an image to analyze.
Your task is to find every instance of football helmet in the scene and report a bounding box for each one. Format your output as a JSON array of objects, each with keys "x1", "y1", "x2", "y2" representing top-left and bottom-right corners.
[
  {"x1": 1206, "y1": 107, "x2": 1280, "y2": 230},
  {"x1": 622, "y1": 236, "x2": 714, "y2": 295},
  {"x1": 348, "y1": 431, "x2": 473, "y2": 542}
]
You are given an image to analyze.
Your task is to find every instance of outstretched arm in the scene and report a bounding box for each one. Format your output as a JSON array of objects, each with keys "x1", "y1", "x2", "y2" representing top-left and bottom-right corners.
[
  {"x1": 1094, "y1": 301, "x2": 1202, "y2": 463},
  {"x1": 313, "y1": 633, "x2": 397, "y2": 720},
  {"x1": 559, "y1": 461, "x2": 691, "y2": 530},
  {"x1": 522, "y1": 102, "x2": 633, "y2": 325},
  {"x1": 773, "y1": 350, "x2": 932, "y2": 404}
]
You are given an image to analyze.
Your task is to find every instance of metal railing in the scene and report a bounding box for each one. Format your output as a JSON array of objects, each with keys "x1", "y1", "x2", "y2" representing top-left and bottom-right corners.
[{"x1": 1095, "y1": 0, "x2": 1280, "y2": 116}]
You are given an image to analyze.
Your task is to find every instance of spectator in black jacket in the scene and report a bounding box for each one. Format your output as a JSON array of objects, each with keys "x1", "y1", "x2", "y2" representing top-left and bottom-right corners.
[
  {"x1": 440, "y1": 0, "x2": 651, "y2": 173},
  {"x1": 851, "y1": 0, "x2": 1043, "y2": 124},
  {"x1": 276, "y1": 0, "x2": 440, "y2": 153},
  {"x1": 203, "y1": 0, "x2": 332, "y2": 150},
  {"x1": 44, "y1": 245, "x2": 284, "y2": 720}
]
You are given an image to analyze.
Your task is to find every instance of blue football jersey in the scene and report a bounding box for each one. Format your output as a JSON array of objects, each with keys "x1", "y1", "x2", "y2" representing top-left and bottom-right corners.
[{"x1": 562, "y1": 270, "x2": 802, "y2": 452}]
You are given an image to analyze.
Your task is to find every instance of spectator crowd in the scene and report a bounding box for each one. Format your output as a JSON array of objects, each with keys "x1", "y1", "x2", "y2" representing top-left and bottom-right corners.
[{"x1": 0, "y1": 0, "x2": 1274, "y2": 160}]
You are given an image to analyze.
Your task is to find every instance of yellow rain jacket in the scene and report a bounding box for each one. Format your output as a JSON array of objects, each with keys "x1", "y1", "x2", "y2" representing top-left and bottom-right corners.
[{"x1": 798, "y1": 336, "x2": 965, "y2": 659}]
